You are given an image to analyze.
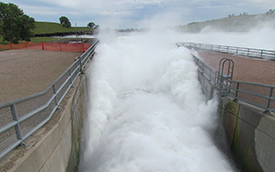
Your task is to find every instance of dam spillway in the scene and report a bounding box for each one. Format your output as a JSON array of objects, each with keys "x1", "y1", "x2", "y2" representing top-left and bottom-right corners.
[
  {"x1": 1, "y1": 31, "x2": 275, "y2": 171},
  {"x1": 78, "y1": 32, "x2": 237, "y2": 172}
]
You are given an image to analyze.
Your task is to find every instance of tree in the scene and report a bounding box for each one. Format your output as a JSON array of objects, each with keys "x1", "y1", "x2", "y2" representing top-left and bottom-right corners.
[
  {"x1": 59, "y1": 16, "x2": 71, "y2": 28},
  {"x1": 87, "y1": 21, "x2": 99, "y2": 34},
  {"x1": 0, "y1": 2, "x2": 35, "y2": 43},
  {"x1": 87, "y1": 22, "x2": 95, "y2": 28}
]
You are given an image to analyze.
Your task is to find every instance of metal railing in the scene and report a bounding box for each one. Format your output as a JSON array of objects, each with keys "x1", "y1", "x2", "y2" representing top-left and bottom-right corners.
[
  {"x1": 176, "y1": 42, "x2": 275, "y2": 60},
  {"x1": 191, "y1": 53, "x2": 275, "y2": 113},
  {"x1": 192, "y1": 55, "x2": 219, "y2": 86},
  {"x1": 223, "y1": 80, "x2": 275, "y2": 112},
  {"x1": 0, "y1": 40, "x2": 99, "y2": 159}
]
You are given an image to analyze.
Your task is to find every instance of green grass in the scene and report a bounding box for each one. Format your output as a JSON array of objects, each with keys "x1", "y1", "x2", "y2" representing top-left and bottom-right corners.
[
  {"x1": 177, "y1": 12, "x2": 275, "y2": 32},
  {"x1": 30, "y1": 37, "x2": 60, "y2": 43},
  {"x1": 0, "y1": 35, "x2": 59, "y2": 44},
  {"x1": 33, "y1": 21, "x2": 92, "y2": 35},
  {"x1": 0, "y1": 21, "x2": 93, "y2": 44}
]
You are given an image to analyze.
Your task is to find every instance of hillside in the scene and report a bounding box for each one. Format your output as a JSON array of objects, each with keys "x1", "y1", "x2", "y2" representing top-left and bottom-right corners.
[
  {"x1": 33, "y1": 21, "x2": 92, "y2": 35},
  {"x1": 0, "y1": 22, "x2": 94, "y2": 44},
  {"x1": 177, "y1": 12, "x2": 275, "y2": 33}
]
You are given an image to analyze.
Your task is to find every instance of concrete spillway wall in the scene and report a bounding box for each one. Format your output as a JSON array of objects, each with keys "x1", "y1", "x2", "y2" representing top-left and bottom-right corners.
[
  {"x1": 198, "y1": 72, "x2": 275, "y2": 172},
  {"x1": 0, "y1": 71, "x2": 88, "y2": 172}
]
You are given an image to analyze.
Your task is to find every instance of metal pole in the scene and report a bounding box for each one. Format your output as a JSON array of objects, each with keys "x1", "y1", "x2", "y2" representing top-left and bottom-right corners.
[
  {"x1": 202, "y1": 63, "x2": 205, "y2": 75},
  {"x1": 69, "y1": 69, "x2": 73, "y2": 85},
  {"x1": 75, "y1": 23, "x2": 77, "y2": 38},
  {"x1": 42, "y1": 38, "x2": 44, "y2": 50},
  {"x1": 210, "y1": 68, "x2": 212, "y2": 82},
  {"x1": 53, "y1": 84, "x2": 58, "y2": 106},
  {"x1": 78, "y1": 56, "x2": 83, "y2": 74},
  {"x1": 11, "y1": 104, "x2": 22, "y2": 141},
  {"x1": 236, "y1": 82, "x2": 240, "y2": 95},
  {"x1": 58, "y1": 39, "x2": 62, "y2": 51},
  {"x1": 266, "y1": 87, "x2": 273, "y2": 109}
]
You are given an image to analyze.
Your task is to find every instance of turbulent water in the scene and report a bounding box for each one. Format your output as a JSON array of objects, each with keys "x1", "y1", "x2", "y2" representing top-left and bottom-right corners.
[{"x1": 78, "y1": 31, "x2": 238, "y2": 172}]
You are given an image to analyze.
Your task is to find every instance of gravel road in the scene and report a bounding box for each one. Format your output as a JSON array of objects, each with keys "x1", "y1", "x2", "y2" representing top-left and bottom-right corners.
[{"x1": 0, "y1": 49, "x2": 82, "y2": 104}]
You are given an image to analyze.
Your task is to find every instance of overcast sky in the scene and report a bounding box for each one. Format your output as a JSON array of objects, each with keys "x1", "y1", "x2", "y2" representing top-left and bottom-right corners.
[{"x1": 3, "y1": 0, "x2": 275, "y2": 29}]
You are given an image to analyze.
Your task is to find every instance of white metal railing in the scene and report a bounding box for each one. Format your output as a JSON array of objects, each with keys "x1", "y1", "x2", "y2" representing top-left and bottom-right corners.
[
  {"x1": 0, "y1": 40, "x2": 99, "y2": 159},
  {"x1": 176, "y1": 42, "x2": 275, "y2": 60}
]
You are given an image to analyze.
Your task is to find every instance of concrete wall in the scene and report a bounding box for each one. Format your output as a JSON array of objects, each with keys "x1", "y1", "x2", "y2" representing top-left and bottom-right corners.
[
  {"x1": 198, "y1": 72, "x2": 216, "y2": 100},
  {"x1": 219, "y1": 98, "x2": 275, "y2": 172},
  {"x1": 198, "y1": 72, "x2": 275, "y2": 172},
  {"x1": 0, "y1": 72, "x2": 88, "y2": 172}
]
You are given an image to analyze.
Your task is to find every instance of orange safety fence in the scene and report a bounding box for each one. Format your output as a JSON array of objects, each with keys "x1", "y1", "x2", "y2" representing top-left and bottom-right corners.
[{"x1": 0, "y1": 41, "x2": 92, "y2": 52}]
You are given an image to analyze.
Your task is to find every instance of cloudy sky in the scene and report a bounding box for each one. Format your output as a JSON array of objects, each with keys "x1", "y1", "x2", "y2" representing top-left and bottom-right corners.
[{"x1": 3, "y1": 0, "x2": 275, "y2": 29}]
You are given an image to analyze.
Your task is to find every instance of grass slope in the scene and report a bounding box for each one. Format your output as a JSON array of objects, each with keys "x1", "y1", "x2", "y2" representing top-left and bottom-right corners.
[
  {"x1": 34, "y1": 21, "x2": 91, "y2": 35},
  {"x1": 0, "y1": 21, "x2": 92, "y2": 44},
  {"x1": 177, "y1": 12, "x2": 275, "y2": 33}
]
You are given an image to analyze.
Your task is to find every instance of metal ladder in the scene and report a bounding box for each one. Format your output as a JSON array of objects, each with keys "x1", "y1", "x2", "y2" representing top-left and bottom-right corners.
[{"x1": 217, "y1": 58, "x2": 234, "y2": 96}]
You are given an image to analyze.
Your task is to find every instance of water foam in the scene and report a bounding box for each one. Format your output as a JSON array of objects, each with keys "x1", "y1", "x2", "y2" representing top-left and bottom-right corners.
[{"x1": 79, "y1": 31, "x2": 235, "y2": 172}]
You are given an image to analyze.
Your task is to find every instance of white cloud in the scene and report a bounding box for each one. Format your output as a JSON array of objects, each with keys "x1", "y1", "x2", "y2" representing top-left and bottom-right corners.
[
  {"x1": 20, "y1": 5, "x2": 62, "y2": 16},
  {"x1": 5, "y1": 0, "x2": 275, "y2": 28}
]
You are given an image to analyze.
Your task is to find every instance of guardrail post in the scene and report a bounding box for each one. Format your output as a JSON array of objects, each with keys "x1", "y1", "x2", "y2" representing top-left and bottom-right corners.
[
  {"x1": 78, "y1": 56, "x2": 83, "y2": 74},
  {"x1": 202, "y1": 63, "x2": 205, "y2": 75},
  {"x1": 209, "y1": 68, "x2": 212, "y2": 82},
  {"x1": 53, "y1": 84, "x2": 59, "y2": 106},
  {"x1": 266, "y1": 87, "x2": 273, "y2": 111},
  {"x1": 11, "y1": 104, "x2": 22, "y2": 141},
  {"x1": 235, "y1": 83, "x2": 240, "y2": 98},
  {"x1": 233, "y1": 82, "x2": 240, "y2": 102},
  {"x1": 69, "y1": 69, "x2": 74, "y2": 88}
]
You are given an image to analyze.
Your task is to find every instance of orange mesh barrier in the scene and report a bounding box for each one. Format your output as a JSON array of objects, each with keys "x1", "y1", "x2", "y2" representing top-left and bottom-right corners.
[{"x1": 0, "y1": 41, "x2": 91, "y2": 52}]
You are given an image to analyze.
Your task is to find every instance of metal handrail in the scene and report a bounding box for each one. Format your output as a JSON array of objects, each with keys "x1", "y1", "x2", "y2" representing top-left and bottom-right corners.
[
  {"x1": 224, "y1": 80, "x2": 275, "y2": 112},
  {"x1": 176, "y1": 42, "x2": 275, "y2": 60},
  {"x1": 190, "y1": 53, "x2": 275, "y2": 112},
  {"x1": 192, "y1": 54, "x2": 219, "y2": 86},
  {"x1": 0, "y1": 40, "x2": 99, "y2": 159}
]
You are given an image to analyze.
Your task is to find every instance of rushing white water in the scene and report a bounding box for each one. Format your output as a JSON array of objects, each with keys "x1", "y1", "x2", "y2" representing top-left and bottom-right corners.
[{"x1": 78, "y1": 31, "x2": 237, "y2": 172}]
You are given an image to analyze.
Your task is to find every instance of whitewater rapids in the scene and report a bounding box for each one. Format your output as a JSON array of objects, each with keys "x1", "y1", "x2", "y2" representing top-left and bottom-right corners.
[{"x1": 78, "y1": 31, "x2": 236, "y2": 172}]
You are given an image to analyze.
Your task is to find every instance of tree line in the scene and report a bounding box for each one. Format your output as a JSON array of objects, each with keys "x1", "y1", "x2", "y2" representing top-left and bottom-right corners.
[
  {"x1": 0, "y1": 2, "x2": 99, "y2": 44},
  {"x1": 0, "y1": 2, "x2": 35, "y2": 43},
  {"x1": 59, "y1": 16, "x2": 99, "y2": 32}
]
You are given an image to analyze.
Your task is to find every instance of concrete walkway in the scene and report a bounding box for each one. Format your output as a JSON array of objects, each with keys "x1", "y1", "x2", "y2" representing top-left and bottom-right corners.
[
  {"x1": 197, "y1": 51, "x2": 275, "y2": 85},
  {"x1": 0, "y1": 49, "x2": 82, "y2": 104}
]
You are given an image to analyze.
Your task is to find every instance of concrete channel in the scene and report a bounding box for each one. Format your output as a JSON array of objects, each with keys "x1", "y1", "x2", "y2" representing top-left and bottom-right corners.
[{"x1": 1, "y1": 50, "x2": 275, "y2": 172}]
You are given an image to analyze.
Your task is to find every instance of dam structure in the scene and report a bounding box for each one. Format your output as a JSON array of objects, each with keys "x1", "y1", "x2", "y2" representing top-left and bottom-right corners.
[{"x1": 0, "y1": 32, "x2": 275, "y2": 172}]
